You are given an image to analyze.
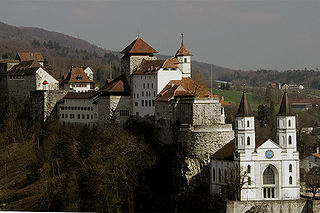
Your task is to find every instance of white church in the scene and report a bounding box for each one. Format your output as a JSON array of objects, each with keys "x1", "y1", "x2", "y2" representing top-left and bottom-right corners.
[{"x1": 210, "y1": 91, "x2": 300, "y2": 201}]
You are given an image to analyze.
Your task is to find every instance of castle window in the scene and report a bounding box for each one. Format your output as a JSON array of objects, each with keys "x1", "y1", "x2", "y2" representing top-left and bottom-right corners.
[
  {"x1": 247, "y1": 137, "x2": 250, "y2": 146},
  {"x1": 247, "y1": 120, "x2": 250, "y2": 127},
  {"x1": 147, "y1": 83, "x2": 149, "y2": 89},
  {"x1": 143, "y1": 83, "x2": 145, "y2": 89},
  {"x1": 219, "y1": 169, "x2": 221, "y2": 183},
  {"x1": 65, "y1": 114, "x2": 68, "y2": 118},
  {"x1": 278, "y1": 120, "x2": 280, "y2": 127},
  {"x1": 135, "y1": 102, "x2": 138, "y2": 106},
  {"x1": 81, "y1": 107, "x2": 83, "y2": 110},
  {"x1": 70, "y1": 114, "x2": 75, "y2": 119},
  {"x1": 213, "y1": 168, "x2": 215, "y2": 182},
  {"x1": 289, "y1": 164, "x2": 292, "y2": 172},
  {"x1": 141, "y1": 100, "x2": 144, "y2": 106},
  {"x1": 82, "y1": 114, "x2": 85, "y2": 119},
  {"x1": 87, "y1": 114, "x2": 89, "y2": 119},
  {"x1": 289, "y1": 136, "x2": 292, "y2": 145},
  {"x1": 137, "y1": 94, "x2": 139, "y2": 98},
  {"x1": 149, "y1": 100, "x2": 151, "y2": 106},
  {"x1": 134, "y1": 94, "x2": 136, "y2": 98},
  {"x1": 142, "y1": 91, "x2": 144, "y2": 97},
  {"x1": 145, "y1": 100, "x2": 148, "y2": 106},
  {"x1": 184, "y1": 58, "x2": 187, "y2": 62},
  {"x1": 154, "y1": 91, "x2": 156, "y2": 96},
  {"x1": 289, "y1": 176, "x2": 292, "y2": 184},
  {"x1": 248, "y1": 177, "x2": 251, "y2": 185},
  {"x1": 152, "y1": 100, "x2": 155, "y2": 106},
  {"x1": 78, "y1": 114, "x2": 80, "y2": 119},
  {"x1": 289, "y1": 120, "x2": 291, "y2": 127},
  {"x1": 152, "y1": 83, "x2": 153, "y2": 89},
  {"x1": 62, "y1": 114, "x2": 64, "y2": 118},
  {"x1": 91, "y1": 114, "x2": 93, "y2": 119},
  {"x1": 235, "y1": 137, "x2": 238, "y2": 146},
  {"x1": 224, "y1": 169, "x2": 227, "y2": 182},
  {"x1": 247, "y1": 165, "x2": 251, "y2": 174}
]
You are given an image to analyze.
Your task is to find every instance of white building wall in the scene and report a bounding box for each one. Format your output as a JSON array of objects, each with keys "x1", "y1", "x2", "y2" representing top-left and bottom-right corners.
[
  {"x1": 58, "y1": 98, "x2": 98, "y2": 125},
  {"x1": 36, "y1": 68, "x2": 59, "y2": 90},
  {"x1": 157, "y1": 68, "x2": 183, "y2": 94},
  {"x1": 63, "y1": 82, "x2": 91, "y2": 92},
  {"x1": 84, "y1": 67, "x2": 94, "y2": 81},
  {"x1": 177, "y1": 56, "x2": 191, "y2": 78}
]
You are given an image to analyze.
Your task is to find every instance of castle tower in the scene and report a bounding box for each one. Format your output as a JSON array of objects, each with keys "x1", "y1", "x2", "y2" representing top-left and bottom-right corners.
[
  {"x1": 175, "y1": 33, "x2": 192, "y2": 78},
  {"x1": 120, "y1": 37, "x2": 158, "y2": 83},
  {"x1": 276, "y1": 91, "x2": 297, "y2": 152},
  {"x1": 235, "y1": 90, "x2": 255, "y2": 152}
]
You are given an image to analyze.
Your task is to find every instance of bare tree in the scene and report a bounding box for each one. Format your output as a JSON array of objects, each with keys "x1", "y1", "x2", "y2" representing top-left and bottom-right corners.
[{"x1": 305, "y1": 171, "x2": 320, "y2": 199}]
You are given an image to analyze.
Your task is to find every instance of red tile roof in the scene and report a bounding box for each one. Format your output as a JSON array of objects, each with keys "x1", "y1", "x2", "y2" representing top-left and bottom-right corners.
[
  {"x1": 312, "y1": 153, "x2": 320, "y2": 159},
  {"x1": 62, "y1": 67, "x2": 92, "y2": 84},
  {"x1": 156, "y1": 77, "x2": 213, "y2": 102},
  {"x1": 98, "y1": 74, "x2": 130, "y2": 95},
  {"x1": 7, "y1": 60, "x2": 44, "y2": 75},
  {"x1": 175, "y1": 41, "x2": 191, "y2": 56},
  {"x1": 289, "y1": 97, "x2": 320, "y2": 105},
  {"x1": 133, "y1": 57, "x2": 178, "y2": 75},
  {"x1": 120, "y1": 37, "x2": 158, "y2": 54},
  {"x1": 15, "y1": 52, "x2": 44, "y2": 62},
  {"x1": 211, "y1": 138, "x2": 268, "y2": 160}
]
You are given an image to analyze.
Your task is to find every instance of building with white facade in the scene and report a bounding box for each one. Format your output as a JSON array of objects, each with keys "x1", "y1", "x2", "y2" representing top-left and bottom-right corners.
[
  {"x1": 210, "y1": 91, "x2": 300, "y2": 201},
  {"x1": 7, "y1": 60, "x2": 59, "y2": 103},
  {"x1": 61, "y1": 67, "x2": 93, "y2": 92}
]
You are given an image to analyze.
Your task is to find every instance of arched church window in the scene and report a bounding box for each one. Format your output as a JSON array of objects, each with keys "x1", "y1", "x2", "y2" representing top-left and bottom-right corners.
[
  {"x1": 289, "y1": 136, "x2": 292, "y2": 145},
  {"x1": 263, "y1": 167, "x2": 275, "y2": 185},
  {"x1": 247, "y1": 120, "x2": 250, "y2": 127},
  {"x1": 289, "y1": 120, "x2": 291, "y2": 127},
  {"x1": 289, "y1": 164, "x2": 292, "y2": 172},
  {"x1": 212, "y1": 168, "x2": 215, "y2": 182},
  {"x1": 282, "y1": 136, "x2": 285, "y2": 145},
  {"x1": 247, "y1": 137, "x2": 250, "y2": 146},
  {"x1": 289, "y1": 176, "x2": 292, "y2": 184},
  {"x1": 219, "y1": 169, "x2": 221, "y2": 183},
  {"x1": 248, "y1": 177, "x2": 251, "y2": 185},
  {"x1": 247, "y1": 165, "x2": 251, "y2": 173}
]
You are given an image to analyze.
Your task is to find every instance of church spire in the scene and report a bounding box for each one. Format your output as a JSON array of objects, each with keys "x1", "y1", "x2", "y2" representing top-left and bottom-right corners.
[
  {"x1": 277, "y1": 91, "x2": 293, "y2": 116},
  {"x1": 236, "y1": 89, "x2": 253, "y2": 117},
  {"x1": 175, "y1": 33, "x2": 192, "y2": 56}
]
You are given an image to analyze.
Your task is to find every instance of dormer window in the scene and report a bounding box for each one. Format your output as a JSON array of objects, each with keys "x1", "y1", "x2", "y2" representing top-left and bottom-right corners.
[{"x1": 76, "y1": 75, "x2": 82, "y2": 80}]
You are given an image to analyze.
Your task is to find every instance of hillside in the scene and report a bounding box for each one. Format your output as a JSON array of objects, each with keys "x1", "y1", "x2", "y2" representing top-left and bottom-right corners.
[{"x1": 0, "y1": 21, "x2": 233, "y2": 85}]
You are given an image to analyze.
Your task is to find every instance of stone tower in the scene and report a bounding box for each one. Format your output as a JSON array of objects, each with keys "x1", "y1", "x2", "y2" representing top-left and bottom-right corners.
[
  {"x1": 276, "y1": 91, "x2": 297, "y2": 152},
  {"x1": 120, "y1": 37, "x2": 158, "y2": 84},
  {"x1": 235, "y1": 90, "x2": 256, "y2": 152},
  {"x1": 175, "y1": 33, "x2": 192, "y2": 78}
]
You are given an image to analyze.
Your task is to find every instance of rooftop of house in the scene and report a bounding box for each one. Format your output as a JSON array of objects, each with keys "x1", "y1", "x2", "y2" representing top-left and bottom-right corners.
[
  {"x1": 289, "y1": 97, "x2": 320, "y2": 105},
  {"x1": 62, "y1": 67, "x2": 93, "y2": 84},
  {"x1": 98, "y1": 74, "x2": 130, "y2": 95},
  {"x1": 7, "y1": 60, "x2": 46, "y2": 76},
  {"x1": 15, "y1": 52, "x2": 44, "y2": 62},
  {"x1": 211, "y1": 138, "x2": 268, "y2": 160},
  {"x1": 120, "y1": 37, "x2": 158, "y2": 54},
  {"x1": 133, "y1": 57, "x2": 179, "y2": 75}
]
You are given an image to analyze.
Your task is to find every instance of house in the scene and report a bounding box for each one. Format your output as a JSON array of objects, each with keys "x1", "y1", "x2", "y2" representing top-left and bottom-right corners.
[
  {"x1": 15, "y1": 52, "x2": 44, "y2": 66},
  {"x1": 289, "y1": 97, "x2": 320, "y2": 110},
  {"x1": 61, "y1": 67, "x2": 94, "y2": 92},
  {"x1": 7, "y1": 60, "x2": 59, "y2": 103},
  {"x1": 210, "y1": 91, "x2": 300, "y2": 201},
  {"x1": 301, "y1": 148, "x2": 320, "y2": 172}
]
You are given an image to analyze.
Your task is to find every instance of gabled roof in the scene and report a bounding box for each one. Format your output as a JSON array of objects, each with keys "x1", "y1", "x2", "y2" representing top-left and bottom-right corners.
[
  {"x1": 120, "y1": 37, "x2": 158, "y2": 54},
  {"x1": 133, "y1": 57, "x2": 178, "y2": 75},
  {"x1": 15, "y1": 52, "x2": 44, "y2": 62},
  {"x1": 211, "y1": 138, "x2": 267, "y2": 160},
  {"x1": 278, "y1": 91, "x2": 293, "y2": 116},
  {"x1": 312, "y1": 153, "x2": 320, "y2": 159},
  {"x1": 62, "y1": 67, "x2": 92, "y2": 84},
  {"x1": 156, "y1": 77, "x2": 213, "y2": 102},
  {"x1": 7, "y1": 60, "x2": 44, "y2": 76},
  {"x1": 175, "y1": 41, "x2": 192, "y2": 57},
  {"x1": 236, "y1": 90, "x2": 253, "y2": 117},
  {"x1": 98, "y1": 74, "x2": 130, "y2": 95}
]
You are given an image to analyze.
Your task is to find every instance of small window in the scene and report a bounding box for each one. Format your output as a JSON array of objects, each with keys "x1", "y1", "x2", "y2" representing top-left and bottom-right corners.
[
  {"x1": 289, "y1": 120, "x2": 291, "y2": 127},
  {"x1": 87, "y1": 114, "x2": 89, "y2": 119},
  {"x1": 213, "y1": 168, "x2": 216, "y2": 182},
  {"x1": 78, "y1": 114, "x2": 80, "y2": 119},
  {"x1": 289, "y1": 176, "x2": 292, "y2": 184},
  {"x1": 142, "y1": 91, "x2": 144, "y2": 97},
  {"x1": 235, "y1": 137, "x2": 238, "y2": 146},
  {"x1": 134, "y1": 94, "x2": 136, "y2": 98},
  {"x1": 247, "y1": 165, "x2": 251, "y2": 173},
  {"x1": 82, "y1": 114, "x2": 85, "y2": 119},
  {"x1": 184, "y1": 58, "x2": 187, "y2": 63},
  {"x1": 247, "y1": 120, "x2": 250, "y2": 127},
  {"x1": 219, "y1": 169, "x2": 221, "y2": 183},
  {"x1": 147, "y1": 83, "x2": 149, "y2": 89},
  {"x1": 154, "y1": 91, "x2": 156, "y2": 96},
  {"x1": 152, "y1": 83, "x2": 153, "y2": 89},
  {"x1": 152, "y1": 100, "x2": 155, "y2": 106},
  {"x1": 247, "y1": 137, "x2": 250, "y2": 146},
  {"x1": 141, "y1": 100, "x2": 144, "y2": 106},
  {"x1": 62, "y1": 114, "x2": 64, "y2": 118},
  {"x1": 143, "y1": 83, "x2": 145, "y2": 89},
  {"x1": 65, "y1": 114, "x2": 68, "y2": 118},
  {"x1": 135, "y1": 102, "x2": 138, "y2": 106},
  {"x1": 137, "y1": 94, "x2": 139, "y2": 98},
  {"x1": 248, "y1": 177, "x2": 251, "y2": 185},
  {"x1": 145, "y1": 100, "x2": 148, "y2": 106},
  {"x1": 70, "y1": 114, "x2": 75, "y2": 119},
  {"x1": 289, "y1": 164, "x2": 292, "y2": 172},
  {"x1": 149, "y1": 100, "x2": 151, "y2": 106},
  {"x1": 91, "y1": 114, "x2": 93, "y2": 119},
  {"x1": 289, "y1": 136, "x2": 292, "y2": 145}
]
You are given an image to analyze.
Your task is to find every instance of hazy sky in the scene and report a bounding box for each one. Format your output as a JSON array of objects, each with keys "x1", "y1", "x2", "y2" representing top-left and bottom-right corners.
[{"x1": 0, "y1": 0, "x2": 320, "y2": 70}]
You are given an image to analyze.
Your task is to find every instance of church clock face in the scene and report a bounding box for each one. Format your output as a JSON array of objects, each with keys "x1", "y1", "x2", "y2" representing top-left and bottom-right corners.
[{"x1": 265, "y1": 150, "x2": 274, "y2": 159}]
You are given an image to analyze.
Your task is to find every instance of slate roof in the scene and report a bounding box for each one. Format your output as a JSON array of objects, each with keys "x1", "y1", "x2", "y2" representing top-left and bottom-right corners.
[
  {"x1": 236, "y1": 91, "x2": 253, "y2": 117},
  {"x1": 277, "y1": 91, "x2": 293, "y2": 116},
  {"x1": 7, "y1": 60, "x2": 44, "y2": 76},
  {"x1": 62, "y1": 67, "x2": 92, "y2": 84},
  {"x1": 98, "y1": 74, "x2": 130, "y2": 95},
  {"x1": 120, "y1": 37, "x2": 158, "y2": 54},
  {"x1": 156, "y1": 77, "x2": 213, "y2": 102},
  {"x1": 15, "y1": 52, "x2": 44, "y2": 62},
  {"x1": 133, "y1": 57, "x2": 178, "y2": 75},
  {"x1": 211, "y1": 138, "x2": 268, "y2": 160}
]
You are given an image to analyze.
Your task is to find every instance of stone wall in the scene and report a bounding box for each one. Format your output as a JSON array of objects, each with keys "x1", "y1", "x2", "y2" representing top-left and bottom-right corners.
[{"x1": 226, "y1": 199, "x2": 320, "y2": 213}]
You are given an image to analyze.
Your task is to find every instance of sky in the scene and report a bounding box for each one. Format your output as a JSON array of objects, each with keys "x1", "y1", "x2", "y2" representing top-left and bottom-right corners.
[{"x1": 0, "y1": 0, "x2": 320, "y2": 70}]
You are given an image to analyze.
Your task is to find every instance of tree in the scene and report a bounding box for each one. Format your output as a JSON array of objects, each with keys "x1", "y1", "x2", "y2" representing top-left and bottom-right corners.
[
  {"x1": 257, "y1": 104, "x2": 272, "y2": 127},
  {"x1": 95, "y1": 68, "x2": 101, "y2": 82},
  {"x1": 305, "y1": 170, "x2": 320, "y2": 199},
  {"x1": 226, "y1": 83, "x2": 231, "y2": 90},
  {"x1": 221, "y1": 83, "x2": 225, "y2": 90},
  {"x1": 43, "y1": 58, "x2": 53, "y2": 72}
]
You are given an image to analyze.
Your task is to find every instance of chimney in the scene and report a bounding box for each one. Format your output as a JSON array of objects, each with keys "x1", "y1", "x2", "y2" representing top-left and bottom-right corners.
[{"x1": 317, "y1": 147, "x2": 320, "y2": 154}]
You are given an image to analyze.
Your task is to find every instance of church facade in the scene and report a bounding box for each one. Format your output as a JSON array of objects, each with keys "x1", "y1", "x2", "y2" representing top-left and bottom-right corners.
[{"x1": 210, "y1": 91, "x2": 300, "y2": 201}]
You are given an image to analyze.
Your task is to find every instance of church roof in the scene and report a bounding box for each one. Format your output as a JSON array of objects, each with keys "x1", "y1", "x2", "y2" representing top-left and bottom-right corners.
[
  {"x1": 15, "y1": 52, "x2": 44, "y2": 62},
  {"x1": 133, "y1": 57, "x2": 178, "y2": 75},
  {"x1": 211, "y1": 138, "x2": 267, "y2": 160},
  {"x1": 62, "y1": 67, "x2": 92, "y2": 84},
  {"x1": 236, "y1": 90, "x2": 253, "y2": 117},
  {"x1": 277, "y1": 91, "x2": 293, "y2": 116},
  {"x1": 120, "y1": 37, "x2": 158, "y2": 54},
  {"x1": 175, "y1": 41, "x2": 192, "y2": 57}
]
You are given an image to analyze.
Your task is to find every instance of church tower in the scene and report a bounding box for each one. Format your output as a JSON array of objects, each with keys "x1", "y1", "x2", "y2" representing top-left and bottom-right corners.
[
  {"x1": 175, "y1": 33, "x2": 192, "y2": 78},
  {"x1": 235, "y1": 90, "x2": 255, "y2": 152},
  {"x1": 276, "y1": 91, "x2": 297, "y2": 152},
  {"x1": 120, "y1": 37, "x2": 158, "y2": 84}
]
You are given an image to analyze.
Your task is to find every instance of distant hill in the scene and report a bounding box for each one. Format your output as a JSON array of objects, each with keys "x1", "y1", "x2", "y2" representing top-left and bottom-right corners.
[{"x1": 0, "y1": 21, "x2": 233, "y2": 85}]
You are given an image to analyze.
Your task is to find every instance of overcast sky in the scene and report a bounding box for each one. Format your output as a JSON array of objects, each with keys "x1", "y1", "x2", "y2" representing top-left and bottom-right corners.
[{"x1": 0, "y1": 0, "x2": 320, "y2": 70}]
